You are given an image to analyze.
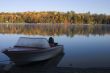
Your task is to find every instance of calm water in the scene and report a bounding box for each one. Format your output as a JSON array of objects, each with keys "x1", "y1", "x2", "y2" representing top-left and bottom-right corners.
[{"x1": 0, "y1": 24, "x2": 110, "y2": 68}]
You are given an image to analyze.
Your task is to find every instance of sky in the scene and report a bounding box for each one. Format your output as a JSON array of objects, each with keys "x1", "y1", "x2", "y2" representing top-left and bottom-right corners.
[{"x1": 0, "y1": 0, "x2": 110, "y2": 14}]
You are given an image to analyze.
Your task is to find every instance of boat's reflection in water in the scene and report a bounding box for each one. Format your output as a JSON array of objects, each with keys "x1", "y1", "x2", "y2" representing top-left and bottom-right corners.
[{"x1": 8, "y1": 52, "x2": 64, "y2": 73}]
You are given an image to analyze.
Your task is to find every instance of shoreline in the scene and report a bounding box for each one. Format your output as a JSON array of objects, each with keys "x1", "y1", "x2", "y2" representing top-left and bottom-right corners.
[
  {"x1": 1, "y1": 65, "x2": 110, "y2": 73},
  {"x1": 1, "y1": 61, "x2": 110, "y2": 73},
  {"x1": 0, "y1": 23, "x2": 110, "y2": 25}
]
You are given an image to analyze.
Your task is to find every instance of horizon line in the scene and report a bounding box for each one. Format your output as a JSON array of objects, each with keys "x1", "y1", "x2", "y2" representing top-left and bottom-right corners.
[{"x1": 0, "y1": 10, "x2": 109, "y2": 15}]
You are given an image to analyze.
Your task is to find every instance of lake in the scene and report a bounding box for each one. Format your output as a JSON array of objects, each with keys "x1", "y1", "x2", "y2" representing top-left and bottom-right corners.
[{"x1": 0, "y1": 24, "x2": 110, "y2": 68}]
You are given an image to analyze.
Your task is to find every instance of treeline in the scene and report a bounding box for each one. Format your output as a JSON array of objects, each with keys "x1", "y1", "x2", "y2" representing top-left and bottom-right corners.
[{"x1": 0, "y1": 11, "x2": 110, "y2": 24}]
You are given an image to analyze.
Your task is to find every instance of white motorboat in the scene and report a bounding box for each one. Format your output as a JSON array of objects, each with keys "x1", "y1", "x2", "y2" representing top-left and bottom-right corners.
[{"x1": 2, "y1": 37, "x2": 64, "y2": 65}]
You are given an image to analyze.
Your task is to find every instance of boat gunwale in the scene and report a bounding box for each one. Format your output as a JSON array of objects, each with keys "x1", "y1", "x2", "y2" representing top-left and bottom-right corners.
[{"x1": 3, "y1": 45, "x2": 63, "y2": 54}]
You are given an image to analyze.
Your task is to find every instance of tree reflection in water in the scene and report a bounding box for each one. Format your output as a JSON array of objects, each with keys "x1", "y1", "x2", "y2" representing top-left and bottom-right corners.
[{"x1": 0, "y1": 24, "x2": 110, "y2": 36}]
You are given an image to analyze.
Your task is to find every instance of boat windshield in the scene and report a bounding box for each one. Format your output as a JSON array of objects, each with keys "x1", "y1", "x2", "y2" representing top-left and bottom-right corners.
[{"x1": 15, "y1": 37, "x2": 50, "y2": 49}]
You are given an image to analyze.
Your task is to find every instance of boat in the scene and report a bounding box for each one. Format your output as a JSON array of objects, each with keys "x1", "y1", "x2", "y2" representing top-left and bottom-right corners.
[{"x1": 2, "y1": 37, "x2": 64, "y2": 65}]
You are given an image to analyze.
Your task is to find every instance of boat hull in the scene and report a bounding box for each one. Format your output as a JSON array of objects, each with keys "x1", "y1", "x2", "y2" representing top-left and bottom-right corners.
[{"x1": 3, "y1": 45, "x2": 64, "y2": 65}]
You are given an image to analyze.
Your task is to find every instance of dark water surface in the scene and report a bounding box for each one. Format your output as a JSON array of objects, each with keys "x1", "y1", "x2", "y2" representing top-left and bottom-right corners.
[{"x1": 0, "y1": 24, "x2": 110, "y2": 69}]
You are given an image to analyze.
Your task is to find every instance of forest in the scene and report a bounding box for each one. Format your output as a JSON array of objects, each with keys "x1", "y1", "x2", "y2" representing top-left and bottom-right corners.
[{"x1": 0, "y1": 11, "x2": 110, "y2": 24}]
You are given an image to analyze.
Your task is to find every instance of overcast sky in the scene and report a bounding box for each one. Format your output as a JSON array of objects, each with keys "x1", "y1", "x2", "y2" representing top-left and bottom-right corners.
[{"x1": 0, "y1": 0, "x2": 110, "y2": 14}]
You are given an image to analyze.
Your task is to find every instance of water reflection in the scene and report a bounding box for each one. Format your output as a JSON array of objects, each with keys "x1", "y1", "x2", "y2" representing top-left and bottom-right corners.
[
  {"x1": 0, "y1": 24, "x2": 110, "y2": 70},
  {"x1": 7, "y1": 53, "x2": 64, "y2": 73},
  {"x1": 0, "y1": 24, "x2": 110, "y2": 36}
]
